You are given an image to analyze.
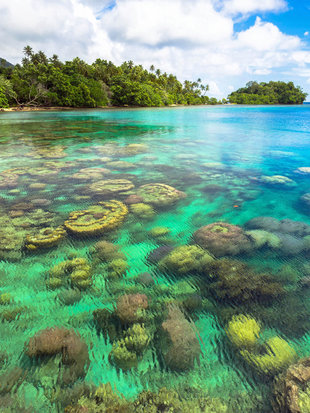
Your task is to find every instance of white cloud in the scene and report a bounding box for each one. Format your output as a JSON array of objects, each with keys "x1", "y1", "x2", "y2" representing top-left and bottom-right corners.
[
  {"x1": 1, "y1": 0, "x2": 309, "y2": 98},
  {"x1": 237, "y1": 17, "x2": 300, "y2": 51},
  {"x1": 101, "y1": 0, "x2": 233, "y2": 47},
  {"x1": 305, "y1": 31, "x2": 309, "y2": 36},
  {"x1": 220, "y1": 0, "x2": 287, "y2": 15}
]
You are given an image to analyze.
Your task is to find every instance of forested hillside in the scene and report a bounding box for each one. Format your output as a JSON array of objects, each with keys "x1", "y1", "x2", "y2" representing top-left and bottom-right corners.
[{"x1": 0, "y1": 46, "x2": 218, "y2": 108}]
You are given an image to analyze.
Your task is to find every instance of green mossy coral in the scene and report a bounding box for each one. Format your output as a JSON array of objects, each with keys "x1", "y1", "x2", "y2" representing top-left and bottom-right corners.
[
  {"x1": 159, "y1": 245, "x2": 214, "y2": 274},
  {"x1": 106, "y1": 258, "x2": 129, "y2": 279},
  {"x1": 149, "y1": 226, "x2": 171, "y2": 238},
  {"x1": 226, "y1": 315, "x2": 260, "y2": 349},
  {"x1": 245, "y1": 229, "x2": 282, "y2": 249},
  {"x1": 110, "y1": 339, "x2": 138, "y2": 370},
  {"x1": 0, "y1": 293, "x2": 13, "y2": 305},
  {"x1": 241, "y1": 336, "x2": 298, "y2": 375},
  {"x1": 90, "y1": 240, "x2": 126, "y2": 262},
  {"x1": 130, "y1": 203, "x2": 155, "y2": 220},
  {"x1": 47, "y1": 257, "x2": 92, "y2": 290},
  {"x1": 124, "y1": 323, "x2": 150, "y2": 354}
]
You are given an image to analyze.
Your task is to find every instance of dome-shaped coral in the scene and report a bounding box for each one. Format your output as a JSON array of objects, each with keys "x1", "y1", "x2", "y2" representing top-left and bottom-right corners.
[
  {"x1": 90, "y1": 240, "x2": 126, "y2": 262},
  {"x1": 110, "y1": 339, "x2": 138, "y2": 370},
  {"x1": 115, "y1": 293, "x2": 148, "y2": 324},
  {"x1": 161, "y1": 305, "x2": 201, "y2": 371},
  {"x1": 64, "y1": 200, "x2": 128, "y2": 237},
  {"x1": 25, "y1": 327, "x2": 89, "y2": 385},
  {"x1": 241, "y1": 336, "x2": 297, "y2": 376},
  {"x1": 226, "y1": 315, "x2": 260, "y2": 349},
  {"x1": 193, "y1": 222, "x2": 253, "y2": 257},
  {"x1": 87, "y1": 179, "x2": 134, "y2": 196},
  {"x1": 130, "y1": 203, "x2": 155, "y2": 220},
  {"x1": 137, "y1": 183, "x2": 186, "y2": 207},
  {"x1": 245, "y1": 230, "x2": 281, "y2": 249},
  {"x1": 159, "y1": 245, "x2": 214, "y2": 274},
  {"x1": 71, "y1": 167, "x2": 111, "y2": 182},
  {"x1": 48, "y1": 257, "x2": 92, "y2": 290}
]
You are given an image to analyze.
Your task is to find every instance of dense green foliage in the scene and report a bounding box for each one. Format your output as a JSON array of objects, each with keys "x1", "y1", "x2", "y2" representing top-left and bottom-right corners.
[
  {"x1": 228, "y1": 81, "x2": 307, "y2": 104},
  {"x1": 0, "y1": 47, "x2": 215, "y2": 108}
]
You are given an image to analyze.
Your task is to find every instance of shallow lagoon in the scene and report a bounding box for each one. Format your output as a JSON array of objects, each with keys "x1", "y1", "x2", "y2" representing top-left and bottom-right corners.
[{"x1": 1, "y1": 106, "x2": 310, "y2": 411}]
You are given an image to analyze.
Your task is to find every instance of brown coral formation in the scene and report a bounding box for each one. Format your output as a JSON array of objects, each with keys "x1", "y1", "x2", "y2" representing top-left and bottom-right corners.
[
  {"x1": 273, "y1": 357, "x2": 310, "y2": 413},
  {"x1": 161, "y1": 305, "x2": 201, "y2": 371},
  {"x1": 205, "y1": 258, "x2": 284, "y2": 304},
  {"x1": 193, "y1": 222, "x2": 253, "y2": 256},
  {"x1": 115, "y1": 294, "x2": 148, "y2": 324},
  {"x1": 25, "y1": 327, "x2": 89, "y2": 385}
]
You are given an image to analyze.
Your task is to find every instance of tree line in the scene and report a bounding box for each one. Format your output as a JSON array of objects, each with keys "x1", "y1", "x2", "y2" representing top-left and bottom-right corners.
[
  {"x1": 0, "y1": 46, "x2": 220, "y2": 108},
  {"x1": 0, "y1": 48, "x2": 307, "y2": 108}
]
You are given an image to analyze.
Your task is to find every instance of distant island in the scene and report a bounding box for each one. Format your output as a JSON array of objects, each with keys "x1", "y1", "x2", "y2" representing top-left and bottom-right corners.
[
  {"x1": 0, "y1": 46, "x2": 221, "y2": 109},
  {"x1": 228, "y1": 81, "x2": 307, "y2": 104}
]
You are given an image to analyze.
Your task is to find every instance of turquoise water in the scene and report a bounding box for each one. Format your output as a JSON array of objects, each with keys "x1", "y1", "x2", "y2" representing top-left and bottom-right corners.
[{"x1": 0, "y1": 106, "x2": 310, "y2": 411}]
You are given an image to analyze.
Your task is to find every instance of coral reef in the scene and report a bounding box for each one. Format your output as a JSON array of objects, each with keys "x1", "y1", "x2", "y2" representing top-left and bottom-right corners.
[
  {"x1": 159, "y1": 245, "x2": 214, "y2": 274},
  {"x1": 273, "y1": 357, "x2": 310, "y2": 413},
  {"x1": 24, "y1": 226, "x2": 66, "y2": 250},
  {"x1": 226, "y1": 315, "x2": 261, "y2": 349},
  {"x1": 260, "y1": 175, "x2": 296, "y2": 187},
  {"x1": 106, "y1": 258, "x2": 129, "y2": 279},
  {"x1": 137, "y1": 183, "x2": 186, "y2": 207},
  {"x1": 130, "y1": 203, "x2": 155, "y2": 220},
  {"x1": 194, "y1": 222, "x2": 253, "y2": 257},
  {"x1": 204, "y1": 258, "x2": 284, "y2": 304},
  {"x1": 87, "y1": 179, "x2": 134, "y2": 196},
  {"x1": 64, "y1": 200, "x2": 128, "y2": 237},
  {"x1": 65, "y1": 382, "x2": 132, "y2": 412},
  {"x1": 115, "y1": 293, "x2": 148, "y2": 324},
  {"x1": 90, "y1": 240, "x2": 126, "y2": 262},
  {"x1": 48, "y1": 257, "x2": 92, "y2": 290},
  {"x1": 241, "y1": 336, "x2": 297, "y2": 376},
  {"x1": 25, "y1": 327, "x2": 90, "y2": 385},
  {"x1": 71, "y1": 167, "x2": 111, "y2": 181},
  {"x1": 161, "y1": 305, "x2": 201, "y2": 371},
  {"x1": 245, "y1": 229, "x2": 282, "y2": 249}
]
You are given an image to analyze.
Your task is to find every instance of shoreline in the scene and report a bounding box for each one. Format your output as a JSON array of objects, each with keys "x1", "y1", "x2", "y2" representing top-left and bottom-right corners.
[
  {"x1": 0, "y1": 104, "x2": 217, "y2": 113},
  {"x1": 1, "y1": 103, "x2": 308, "y2": 113}
]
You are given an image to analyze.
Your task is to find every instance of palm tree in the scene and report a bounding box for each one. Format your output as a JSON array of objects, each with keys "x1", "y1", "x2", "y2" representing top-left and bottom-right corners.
[{"x1": 23, "y1": 46, "x2": 33, "y2": 58}]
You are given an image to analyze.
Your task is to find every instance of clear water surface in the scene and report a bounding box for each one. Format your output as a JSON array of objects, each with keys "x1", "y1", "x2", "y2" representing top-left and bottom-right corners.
[{"x1": 0, "y1": 105, "x2": 310, "y2": 411}]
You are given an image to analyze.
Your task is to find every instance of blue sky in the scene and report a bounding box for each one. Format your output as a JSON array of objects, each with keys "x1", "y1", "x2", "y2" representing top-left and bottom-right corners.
[{"x1": 2, "y1": 0, "x2": 310, "y2": 99}]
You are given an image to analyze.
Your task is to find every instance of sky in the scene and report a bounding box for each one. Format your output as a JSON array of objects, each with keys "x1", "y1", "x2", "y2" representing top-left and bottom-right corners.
[{"x1": 1, "y1": 0, "x2": 310, "y2": 99}]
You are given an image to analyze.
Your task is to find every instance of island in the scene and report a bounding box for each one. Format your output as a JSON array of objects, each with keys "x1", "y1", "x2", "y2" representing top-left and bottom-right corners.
[{"x1": 228, "y1": 81, "x2": 307, "y2": 104}]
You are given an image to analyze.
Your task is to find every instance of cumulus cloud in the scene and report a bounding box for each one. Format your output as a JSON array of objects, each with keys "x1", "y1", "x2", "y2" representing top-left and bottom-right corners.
[
  {"x1": 237, "y1": 17, "x2": 300, "y2": 51},
  {"x1": 1, "y1": 0, "x2": 310, "y2": 98},
  {"x1": 101, "y1": 0, "x2": 233, "y2": 47},
  {"x1": 219, "y1": 0, "x2": 287, "y2": 16}
]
